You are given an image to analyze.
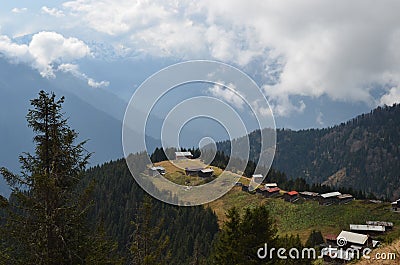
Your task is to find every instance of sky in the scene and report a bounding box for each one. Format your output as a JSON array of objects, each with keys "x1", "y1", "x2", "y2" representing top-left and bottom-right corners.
[{"x1": 1, "y1": 0, "x2": 400, "y2": 123}]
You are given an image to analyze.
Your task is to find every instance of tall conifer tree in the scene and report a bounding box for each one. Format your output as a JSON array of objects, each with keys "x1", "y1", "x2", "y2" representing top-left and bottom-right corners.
[{"x1": 0, "y1": 91, "x2": 120, "y2": 265}]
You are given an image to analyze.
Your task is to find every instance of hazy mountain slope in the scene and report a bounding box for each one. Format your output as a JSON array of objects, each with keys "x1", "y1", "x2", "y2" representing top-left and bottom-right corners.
[
  {"x1": 0, "y1": 58, "x2": 158, "y2": 197},
  {"x1": 217, "y1": 104, "x2": 400, "y2": 200}
]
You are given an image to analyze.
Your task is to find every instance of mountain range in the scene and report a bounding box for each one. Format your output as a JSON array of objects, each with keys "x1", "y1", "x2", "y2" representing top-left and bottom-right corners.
[
  {"x1": 1, "y1": 53, "x2": 398, "y2": 201},
  {"x1": 0, "y1": 57, "x2": 161, "y2": 197},
  {"x1": 217, "y1": 104, "x2": 400, "y2": 200}
]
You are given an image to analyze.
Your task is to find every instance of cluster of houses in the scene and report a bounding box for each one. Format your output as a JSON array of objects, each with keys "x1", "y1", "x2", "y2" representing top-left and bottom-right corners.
[
  {"x1": 148, "y1": 165, "x2": 215, "y2": 178},
  {"x1": 322, "y1": 221, "x2": 393, "y2": 262},
  {"x1": 152, "y1": 152, "x2": 400, "y2": 213},
  {"x1": 238, "y1": 174, "x2": 354, "y2": 206},
  {"x1": 148, "y1": 151, "x2": 215, "y2": 178},
  {"x1": 184, "y1": 167, "x2": 215, "y2": 178}
]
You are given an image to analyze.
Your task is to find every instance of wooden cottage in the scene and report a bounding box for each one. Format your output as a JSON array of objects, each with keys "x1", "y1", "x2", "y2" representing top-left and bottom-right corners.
[
  {"x1": 299, "y1": 191, "x2": 319, "y2": 200},
  {"x1": 264, "y1": 183, "x2": 278, "y2": 190},
  {"x1": 391, "y1": 199, "x2": 400, "y2": 212},
  {"x1": 198, "y1": 168, "x2": 214, "y2": 178},
  {"x1": 265, "y1": 187, "x2": 280, "y2": 198},
  {"x1": 185, "y1": 167, "x2": 203, "y2": 176},
  {"x1": 283, "y1": 191, "x2": 299, "y2": 202},
  {"x1": 175, "y1": 151, "x2": 193, "y2": 160},
  {"x1": 318, "y1": 191, "x2": 341, "y2": 205},
  {"x1": 149, "y1": 166, "x2": 166, "y2": 176},
  {"x1": 337, "y1": 194, "x2": 354, "y2": 204}
]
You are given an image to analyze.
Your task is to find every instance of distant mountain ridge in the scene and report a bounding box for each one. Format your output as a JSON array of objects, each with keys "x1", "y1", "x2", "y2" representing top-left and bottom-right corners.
[
  {"x1": 0, "y1": 57, "x2": 159, "y2": 197},
  {"x1": 216, "y1": 104, "x2": 400, "y2": 200}
]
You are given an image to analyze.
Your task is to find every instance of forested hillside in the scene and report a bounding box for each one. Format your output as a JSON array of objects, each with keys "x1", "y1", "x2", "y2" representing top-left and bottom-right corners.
[
  {"x1": 83, "y1": 157, "x2": 219, "y2": 264},
  {"x1": 217, "y1": 104, "x2": 400, "y2": 200},
  {"x1": 0, "y1": 91, "x2": 218, "y2": 265}
]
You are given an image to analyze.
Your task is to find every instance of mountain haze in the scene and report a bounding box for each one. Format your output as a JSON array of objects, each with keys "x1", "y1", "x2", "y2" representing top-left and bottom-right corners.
[{"x1": 0, "y1": 58, "x2": 159, "y2": 197}]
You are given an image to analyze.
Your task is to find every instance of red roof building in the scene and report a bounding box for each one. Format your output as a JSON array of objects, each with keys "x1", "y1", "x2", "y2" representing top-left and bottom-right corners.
[
  {"x1": 325, "y1": 234, "x2": 337, "y2": 242},
  {"x1": 268, "y1": 187, "x2": 281, "y2": 193},
  {"x1": 264, "y1": 187, "x2": 280, "y2": 197},
  {"x1": 284, "y1": 191, "x2": 299, "y2": 202}
]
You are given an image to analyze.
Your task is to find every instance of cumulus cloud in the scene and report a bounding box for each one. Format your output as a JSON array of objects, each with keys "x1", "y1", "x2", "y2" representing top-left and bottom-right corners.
[
  {"x1": 57, "y1": 63, "x2": 80, "y2": 73},
  {"x1": 208, "y1": 83, "x2": 244, "y2": 109},
  {"x1": 58, "y1": 63, "x2": 109, "y2": 88},
  {"x1": 268, "y1": 96, "x2": 306, "y2": 117},
  {"x1": 87, "y1": 78, "x2": 109, "y2": 88},
  {"x1": 250, "y1": 99, "x2": 274, "y2": 118},
  {"x1": 63, "y1": 0, "x2": 173, "y2": 36},
  {"x1": 131, "y1": 19, "x2": 206, "y2": 58},
  {"x1": 62, "y1": 0, "x2": 263, "y2": 62},
  {"x1": 3, "y1": 1, "x2": 400, "y2": 115},
  {"x1": 41, "y1": 6, "x2": 65, "y2": 17},
  {"x1": 0, "y1": 31, "x2": 90, "y2": 78},
  {"x1": 61, "y1": 0, "x2": 400, "y2": 116},
  {"x1": 11, "y1": 7, "x2": 27, "y2": 14},
  {"x1": 0, "y1": 35, "x2": 30, "y2": 60},
  {"x1": 196, "y1": 1, "x2": 400, "y2": 115},
  {"x1": 380, "y1": 87, "x2": 400, "y2": 106}
]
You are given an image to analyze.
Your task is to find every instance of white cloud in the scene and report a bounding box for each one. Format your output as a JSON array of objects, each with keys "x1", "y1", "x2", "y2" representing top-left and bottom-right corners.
[
  {"x1": 61, "y1": 0, "x2": 400, "y2": 116},
  {"x1": 268, "y1": 95, "x2": 306, "y2": 117},
  {"x1": 11, "y1": 8, "x2": 27, "y2": 14},
  {"x1": 63, "y1": 0, "x2": 174, "y2": 36},
  {"x1": 208, "y1": 83, "x2": 244, "y2": 109},
  {"x1": 29, "y1": 31, "x2": 90, "y2": 77},
  {"x1": 3, "y1": 1, "x2": 400, "y2": 116},
  {"x1": 250, "y1": 99, "x2": 274, "y2": 118},
  {"x1": 87, "y1": 78, "x2": 109, "y2": 88},
  {"x1": 57, "y1": 62, "x2": 80, "y2": 73},
  {"x1": 131, "y1": 19, "x2": 207, "y2": 58},
  {"x1": 380, "y1": 87, "x2": 400, "y2": 106},
  {"x1": 193, "y1": 0, "x2": 400, "y2": 115},
  {"x1": 0, "y1": 35, "x2": 30, "y2": 59},
  {"x1": 62, "y1": 0, "x2": 263, "y2": 62},
  {"x1": 0, "y1": 31, "x2": 90, "y2": 78},
  {"x1": 58, "y1": 63, "x2": 110, "y2": 88},
  {"x1": 41, "y1": 6, "x2": 65, "y2": 17}
]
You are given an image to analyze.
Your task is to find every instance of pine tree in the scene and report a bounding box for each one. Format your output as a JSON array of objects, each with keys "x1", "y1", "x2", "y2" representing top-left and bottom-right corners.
[
  {"x1": 211, "y1": 205, "x2": 278, "y2": 265},
  {"x1": 0, "y1": 91, "x2": 120, "y2": 265},
  {"x1": 305, "y1": 230, "x2": 324, "y2": 248},
  {"x1": 129, "y1": 196, "x2": 170, "y2": 265},
  {"x1": 239, "y1": 206, "x2": 278, "y2": 265},
  {"x1": 211, "y1": 207, "x2": 242, "y2": 265}
]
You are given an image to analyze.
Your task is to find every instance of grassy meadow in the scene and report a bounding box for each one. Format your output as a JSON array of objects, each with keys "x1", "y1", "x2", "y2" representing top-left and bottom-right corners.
[{"x1": 208, "y1": 187, "x2": 400, "y2": 244}]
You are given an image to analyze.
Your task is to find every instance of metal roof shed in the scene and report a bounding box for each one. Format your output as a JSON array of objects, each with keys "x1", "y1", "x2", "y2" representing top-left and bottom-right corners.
[
  {"x1": 175, "y1": 151, "x2": 193, "y2": 159},
  {"x1": 252, "y1": 174, "x2": 264, "y2": 181},
  {"x1": 366, "y1": 221, "x2": 393, "y2": 227},
  {"x1": 337, "y1": 231, "x2": 368, "y2": 245},
  {"x1": 265, "y1": 183, "x2": 278, "y2": 189},
  {"x1": 350, "y1": 224, "x2": 385, "y2": 232},
  {"x1": 320, "y1": 191, "x2": 342, "y2": 198}
]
